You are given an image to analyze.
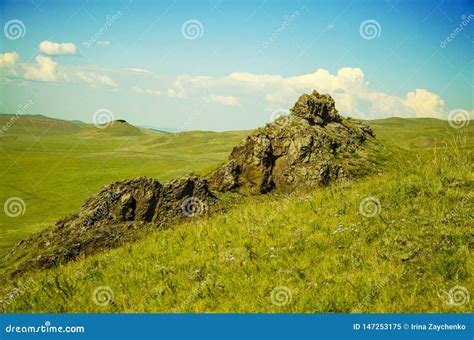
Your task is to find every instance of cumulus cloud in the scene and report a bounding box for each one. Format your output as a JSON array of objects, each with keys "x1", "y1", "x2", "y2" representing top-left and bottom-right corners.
[
  {"x1": 163, "y1": 67, "x2": 449, "y2": 119},
  {"x1": 76, "y1": 71, "x2": 117, "y2": 88},
  {"x1": 23, "y1": 55, "x2": 65, "y2": 82},
  {"x1": 39, "y1": 41, "x2": 77, "y2": 56},
  {"x1": 131, "y1": 86, "x2": 161, "y2": 96},
  {"x1": 1, "y1": 51, "x2": 117, "y2": 88},
  {"x1": 208, "y1": 94, "x2": 240, "y2": 106},
  {"x1": 1, "y1": 50, "x2": 455, "y2": 119},
  {"x1": 404, "y1": 89, "x2": 445, "y2": 118},
  {"x1": 0, "y1": 51, "x2": 19, "y2": 75}
]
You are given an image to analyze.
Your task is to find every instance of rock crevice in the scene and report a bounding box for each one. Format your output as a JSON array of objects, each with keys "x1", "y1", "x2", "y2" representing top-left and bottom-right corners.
[
  {"x1": 6, "y1": 89, "x2": 377, "y2": 276},
  {"x1": 209, "y1": 90, "x2": 376, "y2": 193}
]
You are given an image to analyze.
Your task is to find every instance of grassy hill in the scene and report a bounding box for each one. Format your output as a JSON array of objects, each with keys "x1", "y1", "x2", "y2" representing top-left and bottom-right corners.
[
  {"x1": 0, "y1": 115, "x2": 472, "y2": 313},
  {"x1": 0, "y1": 115, "x2": 247, "y2": 259}
]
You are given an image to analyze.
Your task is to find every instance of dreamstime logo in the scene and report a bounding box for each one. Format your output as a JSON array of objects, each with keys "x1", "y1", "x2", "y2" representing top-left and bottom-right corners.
[
  {"x1": 441, "y1": 191, "x2": 473, "y2": 224},
  {"x1": 1, "y1": 99, "x2": 34, "y2": 135},
  {"x1": 175, "y1": 98, "x2": 210, "y2": 135},
  {"x1": 358, "y1": 196, "x2": 381, "y2": 217},
  {"x1": 4, "y1": 19, "x2": 26, "y2": 40},
  {"x1": 352, "y1": 276, "x2": 391, "y2": 312},
  {"x1": 270, "y1": 108, "x2": 290, "y2": 127},
  {"x1": 83, "y1": 192, "x2": 121, "y2": 226},
  {"x1": 181, "y1": 19, "x2": 204, "y2": 40},
  {"x1": 4, "y1": 197, "x2": 26, "y2": 217},
  {"x1": 261, "y1": 11, "x2": 300, "y2": 50},
  {"x1": 83, "y1": 10, "x2": 122, "y2": 48},
  {"x1": 359, "y1": 19, "x2": 381, "y2": 40},
  {"x1": 172, "y1": 276, "x2": 211, "y2": 312},
  {"x1": 93, "y1": 109, "x2": 114, "y2": 129},
  {"x1": 440, "y1": 14, "x2": 474, "y2": 48},
  {"x1": 181, "y1": 197, "x2": 205, "y2": 217},
  {"x1": 92, "y1": 286, "x2": 114, "y2": 306},
  {"x1": 447, "y1": 286, "x2": 470, "y2": 307},
  {"x1": 270, "y1": 286, "x2": 292, "y2": 306},
  {"x1": 448, "y1": 109, "x2": 470, "y2": 129},
  {"x1": 0, "y1": 278, "x2": 33, "y2": 312}
]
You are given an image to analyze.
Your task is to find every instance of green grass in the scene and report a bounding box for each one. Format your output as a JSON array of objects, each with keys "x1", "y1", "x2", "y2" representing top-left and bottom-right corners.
[
  {"x1": 0, "y1": 114, "x2": 247, "y2": 258},
  {"x1": 0, "y1": 115, "x2": 472, "y2": 313}
]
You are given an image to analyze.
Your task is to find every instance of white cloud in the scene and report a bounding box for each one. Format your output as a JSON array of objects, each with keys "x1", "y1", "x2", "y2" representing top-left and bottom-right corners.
[
  {"x1": 131, "y1": 86, "x2": 161, "y2": 96},
  {"x1": 96, "y1": 40, "x2": 110, "y2": 47},
  {"x1": 208, "y1": 94, "x2": 240, "y2": 106},
  {"x1": 404, "y1": 88, "x2": 445, "y2": 118},
  {"x1": 0, "y1": 51, "x2": 19, "y2": 75},
  {"x1": 39, "y1": 41, "x2": 77, "y2": 56},
  {"x1": 124, "y1": 67, "x2": 153, "y2": 74},
  {"x1": 77, "y1": 71, "x2": 117, "y2": 88},
  {"x1": 23, "y1": 55, "x2": 65, "y2": 82},
  {"x1": 163, "y1": 67, "x2": 449, "y2": 119},
  {"x1": 1, "y1": 50, "x2": 456, "y2": 120},
  {"x1": 1, "y1": 51, "x2": 118, "y2": 89}
]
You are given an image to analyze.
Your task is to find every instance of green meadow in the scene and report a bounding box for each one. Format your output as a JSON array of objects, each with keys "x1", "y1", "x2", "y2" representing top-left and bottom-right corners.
[
  {"x1": 0, "y1": 115, "x2": 247, "y2": 259},
  {"x1": 0, "y1": 114, "x2": 472, "y2": 313}
]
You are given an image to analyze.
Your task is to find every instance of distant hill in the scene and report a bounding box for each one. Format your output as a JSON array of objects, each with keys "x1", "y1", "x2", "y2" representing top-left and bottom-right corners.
[
  {"x1": 0, "y1": 114, "x2": 154, "y2": 138},
  {"x1": 81, "y1": 119, "x2": 144, "y2": 137},
  {"x1": 0, "y1": 114, "x2": 89, "y2": 136},
  {"x1": 1, "y1": 111, "x2": 471, "y2": 313}
]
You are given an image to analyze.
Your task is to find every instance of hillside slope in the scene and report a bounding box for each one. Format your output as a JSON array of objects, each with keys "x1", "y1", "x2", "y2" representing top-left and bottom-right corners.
[
  {"x1": 0, "y1": 115, "x2": 247, "y2": 259},
  {"x1": 1, "y1": 119, "x2": 472, "y2": 313}
]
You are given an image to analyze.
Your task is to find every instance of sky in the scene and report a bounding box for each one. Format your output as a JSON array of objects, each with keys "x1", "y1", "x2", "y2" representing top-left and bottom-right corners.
[{"x1": 0, "y1": 0, "x2": 472, "y2": 131}]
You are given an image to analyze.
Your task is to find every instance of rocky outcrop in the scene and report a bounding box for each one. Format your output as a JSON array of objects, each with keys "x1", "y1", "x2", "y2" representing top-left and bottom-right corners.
[
  {"x1": 7, "y1": 176, "x2": 215, "y2": 275},
  {"x1": 79, "y1": 176, "x2": 214, "y2": 227},
  {"x1": 6, "y1": 89, "x2": 378, "y2": 277},
  {"x1": 209, "y1": 90, "x2": 376, "y2": 193}
]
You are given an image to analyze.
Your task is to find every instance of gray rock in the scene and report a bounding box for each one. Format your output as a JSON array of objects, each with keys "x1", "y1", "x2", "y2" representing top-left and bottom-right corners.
[
  {"x1": 209, "y1": 90, "x2": 376, "y2": 193},
  {"x1": 7, "y1": 176, "x2": 216, "y2": 275}
]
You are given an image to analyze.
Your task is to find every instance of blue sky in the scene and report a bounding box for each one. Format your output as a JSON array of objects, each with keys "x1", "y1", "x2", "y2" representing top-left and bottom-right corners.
[{"x1": 0, "y1": 0, "x2": 472, "y2": 131}]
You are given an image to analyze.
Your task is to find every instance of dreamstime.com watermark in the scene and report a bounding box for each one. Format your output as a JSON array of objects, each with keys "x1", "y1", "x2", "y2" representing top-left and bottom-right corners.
[
  {"x1": 262, "y1": 10, "x2": 300, "y2": 50},
  {"x1": 83, "y1": 10, "x2": 122, "y2": 48},
  {"x1": 448, "y1": 109, "x2": 470, "y2": 129},
  {"x1": 358, "y1": 196, "x2": 382, "y2": 217},
  {"x1": 172, "y1": 276, "x2": 212, "y2": 312},
  {"x1": 5, "y1": 321, "x2": 85, "y2": 334},
  {"x1": 0, "y1": 278, "x2": 33, "y2": 312},
  {"x1": 175, "y1": 98, "x2": 210, "y2": 135},
  {"x1": 92, "y1": 286, "x2": 114, "y2": 307},
  {"x1": 270, "y1": 286, "x2": 292, "y2": 306},
  {"x1": 92, "y1": 108, "x2": 115, "y2": 129},
  {"x1": 447, "y1": 285, "x2": 470, "y2": 307},
  {"x1": 4, "y1": 19, "x2": 26, "y2": 40},
  {"x1": 0, "y1": 99, "x2": 34, "y2": 134},
  {"x1": 181, "y1": 19, "x2": 204, "y2": 40},
  {"x1": 352, "y1": 276, "x2": 391, "y2": 312},
  {"x1": 359, "y1": 19, "x2": 382, "y2": 40},
  {"x1": 440, "y1": 14, "x2": 474, "y2": 48},
  {"x1": 3, "y1": 197, "x2": 26, "y2": 217},
  {"x1": 83, "y1": 192, "x2": 121, "y2": 225},
  {"x1": 440, "y1": 191, "x2": 473, "y2": 224},
  {"x1": 181, "y1": 197, "x2": 205, "y2": 217},
  {"x1": 270, "y1": 108, "x2": 290, "y2": 127}
]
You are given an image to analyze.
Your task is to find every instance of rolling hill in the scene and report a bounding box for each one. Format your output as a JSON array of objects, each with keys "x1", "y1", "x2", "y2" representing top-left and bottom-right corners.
[{"x1": 0, "y1": 114, "x2": 472, "y2": 313}]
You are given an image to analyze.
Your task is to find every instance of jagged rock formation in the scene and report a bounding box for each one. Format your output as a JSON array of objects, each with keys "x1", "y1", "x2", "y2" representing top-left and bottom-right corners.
[
  {"x1": 209, "y1": 90, "x2": 376, "y2": 193},
  {"x1": 7, "y1": 176, "x2": 215, "y2": 276},
  {"x1": 79, "y1": 176, "x2": 214, "y2": 226},
  {"x1": 6, "y1": 89, "x2": 378, "y2": 277}
]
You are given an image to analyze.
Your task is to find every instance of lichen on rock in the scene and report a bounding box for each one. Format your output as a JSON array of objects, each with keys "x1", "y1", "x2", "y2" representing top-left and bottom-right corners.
[
  {"x1": 209, "y1": 90, "x2": 376, "y2": 193},
  {"x1": 6, "y1": 176, "x2": 215, "y2": 276}
]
